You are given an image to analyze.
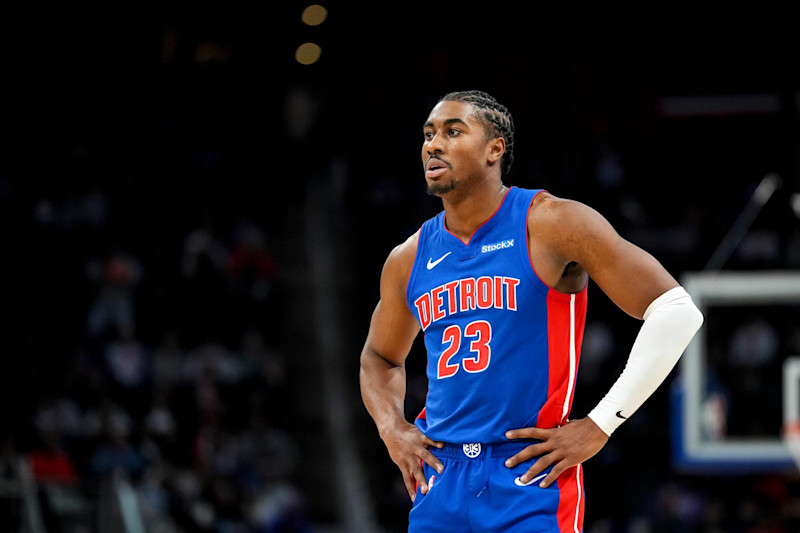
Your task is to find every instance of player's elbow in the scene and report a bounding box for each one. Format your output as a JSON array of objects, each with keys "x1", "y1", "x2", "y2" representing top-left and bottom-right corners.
[
  {"x1": 643, "y1": 286, "x2": 704, "y2": 347},
  {"x1": 360, "y1": 344, "x2": 400, "y2": 373},
  {"x1": 688, "y1": 300, "x2": 704, "y2": 331},
  {"x1": 669, "y1": 292, "x2": 704, "y2": 349},
  {"x1": 675, "y1": 290, "x2": 704, "y2": 335}
]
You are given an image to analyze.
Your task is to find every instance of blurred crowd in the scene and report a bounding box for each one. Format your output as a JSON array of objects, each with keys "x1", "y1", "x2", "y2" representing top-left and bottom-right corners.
[
  {"x1": 2, "y1": 192, "x2": 312, "y2": 531},
  {"x1": 1, "y1": 12, "x2": 326, "y2": 531}
]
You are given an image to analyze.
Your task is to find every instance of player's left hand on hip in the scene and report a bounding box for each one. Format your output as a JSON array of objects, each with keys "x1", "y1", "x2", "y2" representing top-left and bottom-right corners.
[{"x1": 503, "y1": 417, "x2": 608, "y2": 488}]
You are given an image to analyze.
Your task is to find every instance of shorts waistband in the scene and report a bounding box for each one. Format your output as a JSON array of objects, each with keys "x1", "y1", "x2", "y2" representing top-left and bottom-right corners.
[{"x1": 432, "y1": 440, "x2": 538, "y2": 459}]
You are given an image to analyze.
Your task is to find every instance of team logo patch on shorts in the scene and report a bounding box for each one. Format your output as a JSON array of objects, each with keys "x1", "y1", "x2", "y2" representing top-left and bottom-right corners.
[{"x1": 462, "y1": 443, "x2": 481, "y2": 458}]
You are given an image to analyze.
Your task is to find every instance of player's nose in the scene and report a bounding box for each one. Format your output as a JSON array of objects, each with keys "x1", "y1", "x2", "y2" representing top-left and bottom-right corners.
[{"x1": 425, "y1": 132, "x2": 445, "y2": 155}]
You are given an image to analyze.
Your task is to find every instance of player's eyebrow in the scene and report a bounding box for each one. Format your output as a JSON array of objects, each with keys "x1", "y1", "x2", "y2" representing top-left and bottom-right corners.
[{"x1": 423, "y1": 118, "x2": 469, "y2": 130}]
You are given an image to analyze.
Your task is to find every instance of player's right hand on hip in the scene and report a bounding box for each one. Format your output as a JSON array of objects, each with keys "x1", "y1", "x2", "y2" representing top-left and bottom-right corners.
[{"x1": 381, "y1": 422, "x2": 444, "y2": 501}]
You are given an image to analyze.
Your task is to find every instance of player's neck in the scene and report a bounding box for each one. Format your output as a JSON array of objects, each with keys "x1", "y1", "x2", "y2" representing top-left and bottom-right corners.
[{"x1": 442, "y1": 181, "x2": 509, "y2": 243}]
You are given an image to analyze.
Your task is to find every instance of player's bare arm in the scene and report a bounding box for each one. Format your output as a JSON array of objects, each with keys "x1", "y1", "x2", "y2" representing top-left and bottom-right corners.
[
  {"x1": 359, "y1": 231, "x2": 444, "y2": 502},
  {"x1": 505, "y1": 192, "x2": 701, "y2": 487},
  {"x1": 527, "y1": 192, "x2": 679, "y2": 315}
]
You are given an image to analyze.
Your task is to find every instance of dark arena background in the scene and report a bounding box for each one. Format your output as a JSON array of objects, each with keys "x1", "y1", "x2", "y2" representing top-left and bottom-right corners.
[{"x1": 2, "y1": 5, "x2": 800, "y2": 532}]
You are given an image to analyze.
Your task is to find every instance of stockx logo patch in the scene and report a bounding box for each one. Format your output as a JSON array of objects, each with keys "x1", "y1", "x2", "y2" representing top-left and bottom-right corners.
[{"x1": 481, "y1": 239, "x2": 514, "y2": 254}]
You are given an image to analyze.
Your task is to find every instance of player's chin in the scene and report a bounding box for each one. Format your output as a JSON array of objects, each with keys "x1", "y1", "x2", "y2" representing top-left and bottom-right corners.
[{"x1": 426, "y1": 178, "x2": 458, "y2": 197}]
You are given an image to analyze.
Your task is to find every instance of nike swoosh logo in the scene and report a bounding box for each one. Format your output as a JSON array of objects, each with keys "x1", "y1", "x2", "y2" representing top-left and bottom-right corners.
[
  {"x1": 616, "y1": 410, "x2": 628, "y2": 419},
  {"x1": 426, "y1": 252, "x2": 452, "y2": 270},
  {"x1": 514, "y1": 473, "x2": 547, "y2": 487}
]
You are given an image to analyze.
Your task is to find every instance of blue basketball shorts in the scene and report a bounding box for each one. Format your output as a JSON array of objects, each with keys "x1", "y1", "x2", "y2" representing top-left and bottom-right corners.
[{"x1": 408, "y1": 441, "x2": 584, "y2": 532}]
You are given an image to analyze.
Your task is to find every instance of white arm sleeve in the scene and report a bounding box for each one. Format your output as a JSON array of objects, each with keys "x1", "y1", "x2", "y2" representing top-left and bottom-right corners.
[{"x1": 587, "y1": 286, "x2": 704, "y2": 436}]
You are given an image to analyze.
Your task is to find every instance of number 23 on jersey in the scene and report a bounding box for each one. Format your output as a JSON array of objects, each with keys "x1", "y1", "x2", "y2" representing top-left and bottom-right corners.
[{"x1": 438, "y1": 320, "x2": 492, "y2": 379}]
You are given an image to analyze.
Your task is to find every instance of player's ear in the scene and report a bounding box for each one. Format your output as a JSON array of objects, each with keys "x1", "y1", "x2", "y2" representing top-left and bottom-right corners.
[{"x1": 487, "y1": 137, "x2": 505, "y2": 164}]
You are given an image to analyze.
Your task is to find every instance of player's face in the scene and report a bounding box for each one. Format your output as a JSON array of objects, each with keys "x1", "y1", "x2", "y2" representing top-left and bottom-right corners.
[{"x1": 422, "y1": 101, "x2": 494, "y2": 197}]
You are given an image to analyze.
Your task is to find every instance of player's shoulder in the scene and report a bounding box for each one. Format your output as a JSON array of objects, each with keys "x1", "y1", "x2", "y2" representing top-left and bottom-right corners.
[
  {"x1": 530, "y1": 190, "x2": 586, "y2": 209},
  {"x1": 528, "y1": 192, "x2": 619, "y2": 254},
  {"x1": 529, "y1": 191, "x2": 604, "y2": 227},
  {"x1": 382, "y1": 229, "x2": 420, "y2": 281}
]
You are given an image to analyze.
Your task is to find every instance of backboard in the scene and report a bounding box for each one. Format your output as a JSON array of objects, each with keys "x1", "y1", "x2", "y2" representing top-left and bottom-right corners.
[{"x1": 673, "y1": 270, "x2": 800, "y2": 473}]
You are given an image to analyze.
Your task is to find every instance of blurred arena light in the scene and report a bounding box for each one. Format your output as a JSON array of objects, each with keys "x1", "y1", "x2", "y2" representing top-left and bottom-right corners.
[
  {"x1": 302, "y1": 4, "x2": 328, "y2": 26},
  {"x1": 295, "y1": 42, "x2": 322, "y2": 65},
  {"x1": 657, "y1": 94, "x2": 782, "y2": 118},
  {"x1": 295, "y1": 5, "x2": 326, "y2": 65},
  {"x1": 792, "y1": 193, "x2": 800, "y2": 219}
]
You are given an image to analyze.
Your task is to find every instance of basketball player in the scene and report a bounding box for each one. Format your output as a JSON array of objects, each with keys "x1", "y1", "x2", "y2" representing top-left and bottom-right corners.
[{"x1": 359, "y1": 90, "x2": 704, "y2": 531}]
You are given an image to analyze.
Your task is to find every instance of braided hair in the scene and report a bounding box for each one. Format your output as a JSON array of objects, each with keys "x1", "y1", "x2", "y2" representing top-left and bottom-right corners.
[{"x1": 439, "y1": 90, "x2": 515, "y2": 178}]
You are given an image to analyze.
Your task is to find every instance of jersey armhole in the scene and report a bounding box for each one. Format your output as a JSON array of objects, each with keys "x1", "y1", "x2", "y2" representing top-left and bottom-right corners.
[{"x1": 521, "y1": 190, "x2": 590, "y2": 301}]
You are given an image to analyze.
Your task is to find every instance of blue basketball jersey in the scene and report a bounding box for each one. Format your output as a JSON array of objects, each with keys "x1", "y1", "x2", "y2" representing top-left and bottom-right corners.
[{"x1": 406, "y1": 186, "x2": 588, "y2": 443}]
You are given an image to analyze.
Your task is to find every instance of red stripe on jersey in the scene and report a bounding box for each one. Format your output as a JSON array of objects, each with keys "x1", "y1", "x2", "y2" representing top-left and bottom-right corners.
[
  {"x1": 416, "y1": 407, "x2": 427, "y2": 421},
  {"x1": 537, "y1": 290, "x2": 572, "y2": 428},
  {"x1": 538, "y1": 288, "x2": 587, "y2": 428},
  {"x1": 557, "y1": 464, "x2": 584, "y2": 532}
]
